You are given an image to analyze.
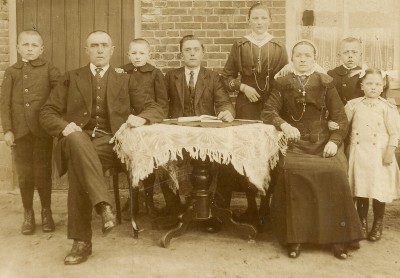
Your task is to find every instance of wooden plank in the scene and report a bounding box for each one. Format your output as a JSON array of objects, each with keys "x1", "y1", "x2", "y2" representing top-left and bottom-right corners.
[
  {"x1": 94, "y1": 0, "x2": 108, "y2": 31},
  {"x1": 79, "y1": 0, "x2": 95, "y2": 67},
  {"x1": 37, "y1": 0, "x2": 52, "y2": 62},
  {"x1": 23, "y1": 0, "x2": 37, "y2": 30},
  {"x1": 122, "y1": 0, "x2": 135, "y2": 65},
  {"x1": 16, "y1": 0, "x2": 24, "y2": 37},
  {"x1": 108, "y1": 0, "x2": 122, "y2": 67},
  {"x1": 65, "y1": 0, "x2": 80, "y2": 71},
  {"x1": 51, "y1": 0, "x2": 66, "y2": 73}
]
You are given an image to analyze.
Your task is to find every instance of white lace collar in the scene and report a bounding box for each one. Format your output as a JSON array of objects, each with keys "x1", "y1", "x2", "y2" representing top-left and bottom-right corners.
[{"x1": 244, "y1": 32, "x2": 273, "y2": 48}]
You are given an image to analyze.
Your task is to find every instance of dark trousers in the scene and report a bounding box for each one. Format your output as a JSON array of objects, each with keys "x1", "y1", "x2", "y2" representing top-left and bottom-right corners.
[
  {"x1": 215, "y1": 164, "x2": 254, "y2": 208},
  {"x1": 59, "y1": 131, "x2": 113, "y2": 241},
  {"x1": 14, "y1": 132, "x2": 53, "y2": 209}
]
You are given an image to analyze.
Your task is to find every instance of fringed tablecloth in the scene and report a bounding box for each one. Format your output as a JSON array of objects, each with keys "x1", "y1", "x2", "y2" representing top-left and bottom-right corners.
[{"x1": 112, "y1": 122, "x2": 287, "y2": 194}]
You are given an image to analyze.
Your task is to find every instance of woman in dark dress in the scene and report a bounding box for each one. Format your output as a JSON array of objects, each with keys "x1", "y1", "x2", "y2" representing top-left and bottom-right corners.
[
  {"x1": 215, "y1": 2, "x2": 288, "y2": 227},
  {"x1": 261, "y1": 39, "x2": 363, "y2": 259}
]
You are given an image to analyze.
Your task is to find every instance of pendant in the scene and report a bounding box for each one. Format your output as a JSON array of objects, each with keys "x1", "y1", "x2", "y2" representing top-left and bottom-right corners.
[{"x1": 302, "y1": 90, "x2": 306, "y2": 96}]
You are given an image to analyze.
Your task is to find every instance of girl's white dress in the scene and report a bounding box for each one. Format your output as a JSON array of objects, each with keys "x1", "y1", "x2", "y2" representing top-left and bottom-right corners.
[{"x1": 345, "y1": 97, "x2": 400, "y2": 203}]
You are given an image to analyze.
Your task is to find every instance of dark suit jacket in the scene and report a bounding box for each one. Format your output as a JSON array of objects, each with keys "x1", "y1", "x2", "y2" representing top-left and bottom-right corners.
[
  {"x1": 40, "y1": 65, "x2": 164, "y2": 137},
  {"x1": 39, "y1": 65, "x2": 164, "y2": 175},
  {"x1": 0, "y1": 58, "x2": 61, "y2": 139},
  {"x1": 165, "y1": 67, "x2": 235, "y2": 118}
]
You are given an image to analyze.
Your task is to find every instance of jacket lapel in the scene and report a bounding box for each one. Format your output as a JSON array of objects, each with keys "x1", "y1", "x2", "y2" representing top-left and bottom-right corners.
[
  {"x1": 174, "y1": 68, "x2": 185, "y2": 110},
  {"x1": 76, "y1": 65, "x2": 93, "y2": 113},
  {"x1": 194, "y1": 67, "x2": 207, "y2": 107},
  {"x1": 106, "y1": 67, "x2": 124, "y2": 107}
]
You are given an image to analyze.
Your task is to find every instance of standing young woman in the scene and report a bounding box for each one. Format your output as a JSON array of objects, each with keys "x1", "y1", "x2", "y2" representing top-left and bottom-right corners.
[{"x1": 215, "y1": 2, "x2": 288, "y2": 227}]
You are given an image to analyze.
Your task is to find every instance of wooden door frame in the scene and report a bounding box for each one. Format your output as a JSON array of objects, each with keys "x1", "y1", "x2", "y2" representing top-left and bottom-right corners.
[{"x1": 8, "y1": 0, "x2": 142, "y2": 66}]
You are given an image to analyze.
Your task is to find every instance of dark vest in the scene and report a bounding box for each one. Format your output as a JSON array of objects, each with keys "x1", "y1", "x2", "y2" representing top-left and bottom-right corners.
[{"x1": 84, "y1": 69, "x2": 111, "y2": 132}]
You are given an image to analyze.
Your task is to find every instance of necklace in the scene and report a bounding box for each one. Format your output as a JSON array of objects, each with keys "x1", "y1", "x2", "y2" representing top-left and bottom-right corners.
[
  {"x1": 250, "y1": 43, "x2": 270, "y2": 92},
  {"x1": 291, "y1": 75, "x2": 310, "y2": 122}
]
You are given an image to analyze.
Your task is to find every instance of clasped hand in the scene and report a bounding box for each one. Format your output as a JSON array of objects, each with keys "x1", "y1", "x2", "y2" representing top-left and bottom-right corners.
[
  {"x1": 126, "y1": 115, "x2": 146, "y2": 128},
  {"x1": 241, "y1": 84, "x2": 260, "y2": 103},
  {"x1": 62, "y1": 122, "x2": 82, "y2": 137}
]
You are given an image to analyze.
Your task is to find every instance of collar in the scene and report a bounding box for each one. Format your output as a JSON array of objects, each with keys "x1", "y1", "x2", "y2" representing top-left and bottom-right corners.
[
  {"x1": 342, "y1": 64, "x2": 358, "y2": 70},
  {"x1": 13, "y1": 57, "x2": 46, "y2": 69},
  {"x1": 90, "y1": 63, "x2": 110, "y2": 77},
  {"x1": 244, "y1": 31, "x2": 273, "y2": 47},
  {"x1": 123, "y1": 62, "x2": 154, "y2": 73},
  {"x1": 185, "y1": 66, "x2": 201, "y2": 76}
]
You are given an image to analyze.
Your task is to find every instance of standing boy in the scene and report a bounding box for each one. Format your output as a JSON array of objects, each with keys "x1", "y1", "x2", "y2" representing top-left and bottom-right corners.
[
  {"x1": 327, "y1": 37, "x2": 364, "y2": 104},
  {"x1": 0, "y1": 30, "x2": 61, "y2": 235}
]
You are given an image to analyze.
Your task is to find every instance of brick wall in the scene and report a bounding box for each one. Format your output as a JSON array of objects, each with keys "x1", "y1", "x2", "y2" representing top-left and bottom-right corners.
[
  {"x1": 141, "y1": 0, "x2": 286, "y2": 73},
  {"x1": 0, "y1": 1, "x2": 8, "y2": 101}
]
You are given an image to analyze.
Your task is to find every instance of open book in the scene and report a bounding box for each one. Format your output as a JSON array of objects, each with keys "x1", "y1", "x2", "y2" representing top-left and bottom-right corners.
[{"x1": 177, "y1": 115, "x2": 222, "y2": 123}]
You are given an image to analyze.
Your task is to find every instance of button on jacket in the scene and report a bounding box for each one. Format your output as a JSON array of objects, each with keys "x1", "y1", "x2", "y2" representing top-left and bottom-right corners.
[{"x1": 0, "y1": 58, "x2": 61, "y2": 139}]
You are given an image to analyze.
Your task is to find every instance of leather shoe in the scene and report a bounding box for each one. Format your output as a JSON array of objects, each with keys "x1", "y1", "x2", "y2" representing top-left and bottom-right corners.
[
  {"x1": 97, "y1": 202, "x2": 116, "y2": 236},
  {"x1": 41, "y1": 208, "x2": 55, "y2": 232},
  {"x1": 287, "y1": 243, "x2": 301, "y2": 259},
  {"x1": 332, "y1": 243, "x2": 348, "y2": 260},
  {"x1": 64, "y1": 240, "x2": 92, "y2": 265},
  {"x1": 21, "y1": 208, "x2": 35, "y2": 235}
]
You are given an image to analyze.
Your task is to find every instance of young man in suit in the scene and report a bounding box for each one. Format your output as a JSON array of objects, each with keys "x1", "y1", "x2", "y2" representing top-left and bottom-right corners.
[
  {"x1": 162, "y1": 35, "x2": 235, "y2": 229},
  {"x1": 39, "y1": 30, "x2": 164, "y2": 265}
]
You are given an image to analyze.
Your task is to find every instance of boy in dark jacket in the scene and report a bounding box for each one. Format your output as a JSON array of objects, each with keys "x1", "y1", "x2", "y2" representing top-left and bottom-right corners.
[
  {"x1": 121, "y1": 38, "x2": 168, "y2": 216},
  {"x1": 327, "y1": 37, "x2": 364, "y2": 104},
  {"x1": 0, "y1": 30, "x2": 61, "y2": 235}
]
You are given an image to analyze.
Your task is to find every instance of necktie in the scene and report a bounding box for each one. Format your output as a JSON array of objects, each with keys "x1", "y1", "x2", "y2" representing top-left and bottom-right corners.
[
  {"x1": 95, "y1": 67, "x2": 103, "y2": 81},
  {"x1": 189, "y1": 71, "x2": 195, "y2": 112}
]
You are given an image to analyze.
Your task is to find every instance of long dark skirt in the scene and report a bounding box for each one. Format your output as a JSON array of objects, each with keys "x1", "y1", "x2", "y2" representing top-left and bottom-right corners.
[{"x1": 271, "y1": 147, "x2": 363, "y2": 246}]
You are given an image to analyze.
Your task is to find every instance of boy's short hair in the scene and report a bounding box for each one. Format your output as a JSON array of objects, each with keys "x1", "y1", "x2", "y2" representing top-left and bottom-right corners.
[
  {"x1": 340, "y1": 37, "x2": 362, "y2": 47},
  {"x1": 17, "y1": 30, "x2": 43, "y2": 45},
  {"x1": 179, "y1": 35, "x2": 204, "y2": 52},
  {"x1": 129, "y1": 38, "x2": 151, "y2": 51}
]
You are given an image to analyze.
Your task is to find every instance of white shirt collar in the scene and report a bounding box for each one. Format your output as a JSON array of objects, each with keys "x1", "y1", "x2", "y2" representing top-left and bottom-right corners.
[
  {"x1": 244, "y1": 31, "x2": 273, "y2": 47},
  {"x1": 90, "y1": 63, "x2": 110, "y2": 77},
  {"x1": 185, "y1": 66, "x2": 201, "y2": 86},
  {"x1": 22, "y1": 58, "x2": 29, "y2": 62},
  {"x1": 342, "y1": 64, "x2": 358, "y2": 70}
]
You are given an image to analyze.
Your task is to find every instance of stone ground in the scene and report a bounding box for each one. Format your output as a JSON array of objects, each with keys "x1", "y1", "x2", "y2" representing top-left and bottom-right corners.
[{"x1": 0, "y1": 189, "x2": 399, "y2": 278}]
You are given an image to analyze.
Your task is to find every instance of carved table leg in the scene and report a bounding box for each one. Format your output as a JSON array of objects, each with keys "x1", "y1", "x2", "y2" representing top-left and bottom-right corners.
[
  {"x1": 211, "y1": 200, "x2": 257, "y2": 240},
  {"x1": 160, "y1": 159, "x2": 257, "y2": 247},
  {"x1": 160, "y1": 204, "x2": 195, "y2": 248}
]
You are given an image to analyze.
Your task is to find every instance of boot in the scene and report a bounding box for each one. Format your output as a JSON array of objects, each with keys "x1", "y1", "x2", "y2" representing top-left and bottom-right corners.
[
  {"x1": 368, "y1": 218, "x2": 383, "y2": 241},
  {"x1": 21, "y1": 208, "x2": 35, "y2": 235},
  {"x1": 41, "y1": 208, "x2": 55, "y2": 232},
  {"x1": 356, "y1": 197, "x2": 369, "y2": 239},
  {"x1": 359, "y1": 217, "x2": 368, "y2": 239},
  {"x1": 368, "y1": 199, "x2": 385, "y2": 241}
]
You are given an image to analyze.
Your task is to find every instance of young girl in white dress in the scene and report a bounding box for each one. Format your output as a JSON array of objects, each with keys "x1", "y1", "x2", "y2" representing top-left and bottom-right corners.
[{"x1": 345, "y1": 68, "x2": 400, "y2": 242}]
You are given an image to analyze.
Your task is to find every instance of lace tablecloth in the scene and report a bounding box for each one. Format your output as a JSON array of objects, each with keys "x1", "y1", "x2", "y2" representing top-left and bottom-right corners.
[{"x1": 112, "y1": 122, "x2": 287, "y2": 193}]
